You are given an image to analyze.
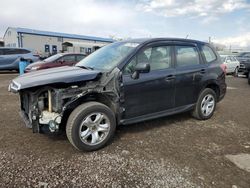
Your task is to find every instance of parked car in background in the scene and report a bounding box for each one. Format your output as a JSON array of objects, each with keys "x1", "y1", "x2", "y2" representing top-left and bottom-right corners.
[
  {"x1": 236, "y1": 52, "x2": 250, "y2": 77},
  {"x1": 25, "y1": 53, "x2": 86, "y2": 72},
  {"x1": 0, "y1": 47, "x2": 39, "y2": 71},
  {"x1": 220, "y1": 55, "x2": 240, "y2": 76},
  {"x1": 9, "y1": 38, "x2": 226, "y2": 151}
]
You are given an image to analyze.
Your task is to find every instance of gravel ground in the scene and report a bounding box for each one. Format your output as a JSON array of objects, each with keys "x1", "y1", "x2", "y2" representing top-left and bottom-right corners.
[{"x1": 0, "y1": 72, "x2": 249, "y2": 188}]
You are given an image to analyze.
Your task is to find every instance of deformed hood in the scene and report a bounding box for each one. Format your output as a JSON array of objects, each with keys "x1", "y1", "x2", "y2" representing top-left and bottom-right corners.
[{"x1": 9, "y1": 66, "x2": 101, "y2": 92}]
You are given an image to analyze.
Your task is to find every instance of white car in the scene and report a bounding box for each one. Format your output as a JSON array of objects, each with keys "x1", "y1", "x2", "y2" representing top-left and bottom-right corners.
[{"x1": 220, "y1": 55, "x2": 240, "y2": 76}]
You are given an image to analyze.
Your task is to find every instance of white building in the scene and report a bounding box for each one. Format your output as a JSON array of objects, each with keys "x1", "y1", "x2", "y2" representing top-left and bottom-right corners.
[{"x1": 3, "y1": 27, "x2": 114, "y2": 56}]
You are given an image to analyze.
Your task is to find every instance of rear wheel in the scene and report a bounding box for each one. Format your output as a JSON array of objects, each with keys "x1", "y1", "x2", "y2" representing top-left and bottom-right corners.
[
  {"x1": 191, "y1": 88, "x2": 217, "y2": 120},
  {"x1": 66, "y1": 102, "x2": 116, "y2": 151}
]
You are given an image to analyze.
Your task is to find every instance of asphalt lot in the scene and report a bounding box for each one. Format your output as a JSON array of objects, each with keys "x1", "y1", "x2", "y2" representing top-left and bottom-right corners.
[{"x1": 0, "y1": 72, "x2": 249, "y2": 188}]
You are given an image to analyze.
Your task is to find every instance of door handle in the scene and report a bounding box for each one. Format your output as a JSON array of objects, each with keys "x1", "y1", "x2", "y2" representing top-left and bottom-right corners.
[
  {"x1": 200, "y1": 69, "x2": 206, "y2": 74},
  {"x1": 165, "y1": 75, "x2": 176, "y2": 81}
]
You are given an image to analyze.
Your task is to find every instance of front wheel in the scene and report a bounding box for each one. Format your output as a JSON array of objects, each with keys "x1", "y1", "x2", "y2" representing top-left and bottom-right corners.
[
  {"x1": 66, "y1": 102, "x2": 116, "y2": 151},
  {"x1": 191, "y1": 88, "x2": 217, "y2": 120},
  {"x1": 234, "y1": 67, "x2": 239, "y2": 77}
]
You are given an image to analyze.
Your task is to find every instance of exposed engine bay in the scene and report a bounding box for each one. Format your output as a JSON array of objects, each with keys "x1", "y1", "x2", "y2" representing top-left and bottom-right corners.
[{"x1": 14, "y1": 68, "x2": 122, "y2": 133}]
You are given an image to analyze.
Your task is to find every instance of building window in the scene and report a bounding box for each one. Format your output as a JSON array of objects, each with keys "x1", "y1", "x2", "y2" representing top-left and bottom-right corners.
[
  {"x1": 8, "y1": 31, "x2": 11, "y2": 36},
  {"x1": 52, "y1": 45, "x2": 57, "y2": 54},
  {"x1": 80, "y1": 47, "x2": 85, "y2": 53},
  {"x1": 45, "y1": 45, "x2": 50, "y2": 53}
]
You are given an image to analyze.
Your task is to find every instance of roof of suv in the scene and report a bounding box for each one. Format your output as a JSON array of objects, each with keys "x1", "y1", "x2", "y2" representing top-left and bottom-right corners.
[{"x1": 123, "y1": 38, "x2": 208, "y2": 45}]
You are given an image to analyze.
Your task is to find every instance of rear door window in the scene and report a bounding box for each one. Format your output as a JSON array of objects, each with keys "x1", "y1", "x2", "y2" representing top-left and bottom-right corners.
[
  {"x1": 62, "y1": 55, "x2": 76, "y2": 62},
  {"x1": 202, "y1": 45, "x2": 217, "y2": 63},
  {"x1": 175, "y1": 46, "x2": 200, "y2": 67}
]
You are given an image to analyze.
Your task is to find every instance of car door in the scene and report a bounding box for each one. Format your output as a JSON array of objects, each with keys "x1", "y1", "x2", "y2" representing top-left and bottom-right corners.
[
  {"x1": 122, "y1": 44, "x2": 175, "y2": 119},
  {"x1": 174, "y1": 43, "x2": 206, "y2": 107}
]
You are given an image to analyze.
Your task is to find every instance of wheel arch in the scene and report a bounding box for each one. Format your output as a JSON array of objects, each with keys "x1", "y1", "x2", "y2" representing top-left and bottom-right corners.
[
  {"x1": 203, "y1": 81, "x2": 220, "y2": 101},
  {"x1": 60, "y1": 92, "x2": 118, "y2": 130}
]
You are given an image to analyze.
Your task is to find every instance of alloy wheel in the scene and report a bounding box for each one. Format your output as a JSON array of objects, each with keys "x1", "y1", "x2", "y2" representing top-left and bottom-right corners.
[
  {"x1": 79, "y1": 113, "x2": 110, "y2": 146},
  {"x1": 201, "y1": 94, "x2": 215, "y2": 117}
]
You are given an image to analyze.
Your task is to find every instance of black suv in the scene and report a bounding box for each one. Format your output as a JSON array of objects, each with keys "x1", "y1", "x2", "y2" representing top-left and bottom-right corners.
[
  {"x1": 9, "y1": 38, "x2": 226, "y2": 151},
  {"x1": 237, "y1": 52, "x2": 250, "y2": 78}
]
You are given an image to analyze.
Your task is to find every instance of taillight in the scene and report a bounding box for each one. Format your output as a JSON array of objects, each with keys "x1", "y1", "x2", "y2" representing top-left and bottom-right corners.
[{"x1": 220, "y1": 64, "x2": 227, "y2": 74}]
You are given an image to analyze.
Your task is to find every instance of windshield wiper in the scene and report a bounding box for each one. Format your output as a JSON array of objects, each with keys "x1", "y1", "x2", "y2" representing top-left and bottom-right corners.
[{"x1": 77, "y1": 65, "x2": 94, "y2": 70}]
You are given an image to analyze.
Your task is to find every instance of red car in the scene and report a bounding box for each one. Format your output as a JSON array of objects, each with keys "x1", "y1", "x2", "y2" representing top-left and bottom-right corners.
[{"x1": 25, "y1": 53, "x2": 86, "y2": 72}]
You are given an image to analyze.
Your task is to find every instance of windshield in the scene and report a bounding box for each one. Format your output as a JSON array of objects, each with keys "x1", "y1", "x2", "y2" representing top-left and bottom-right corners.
[
  {"x1": 76, "y1": 42, "x2": 140, "y2": 71},
  {"x1": 44, "y1": 54, "x2": 63, "y2": 62}
]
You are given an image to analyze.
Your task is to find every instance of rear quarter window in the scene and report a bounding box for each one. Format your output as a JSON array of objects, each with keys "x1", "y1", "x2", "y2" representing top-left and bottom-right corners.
[{"x1": 202, "y1": 45, "x2": 217, "y2": 63}]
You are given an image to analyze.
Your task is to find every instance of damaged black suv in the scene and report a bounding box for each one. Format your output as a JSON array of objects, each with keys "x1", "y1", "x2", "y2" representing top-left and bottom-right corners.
[{"x1": 9, "y1": 38, "x2": 226, "y2": 151}]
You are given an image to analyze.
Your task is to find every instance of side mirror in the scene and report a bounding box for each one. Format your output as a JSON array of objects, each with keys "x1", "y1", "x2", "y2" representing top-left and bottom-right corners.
[{"x1": 131, "y1": 62, "x2": 150, "y2": 79}]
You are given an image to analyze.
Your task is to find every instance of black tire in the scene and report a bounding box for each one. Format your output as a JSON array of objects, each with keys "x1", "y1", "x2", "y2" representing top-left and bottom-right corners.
[
  {"x1": 234, "y1": 67, "x2": 239, "y2": 77},
  {"x1": 66, "y1": 102, "x2": 116, "y2": 151},
  {"x1": 191, "y1": 88, "x2": 217, "y2": 120},
  {"x1": 246, "y1": 72, "x2": 249, "y2": 78}
]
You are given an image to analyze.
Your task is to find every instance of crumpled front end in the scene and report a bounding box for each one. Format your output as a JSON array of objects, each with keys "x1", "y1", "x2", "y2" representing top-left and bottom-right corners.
[
  {"x1": 9, "y1": 67, "x2": 121, "y2": 134},
  {"x1": 18, "y1": 89, "x2": 64, "y2": 133}
]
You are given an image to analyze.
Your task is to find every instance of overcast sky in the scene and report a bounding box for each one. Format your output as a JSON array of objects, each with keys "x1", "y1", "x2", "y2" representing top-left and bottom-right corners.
[{"x1": 1, "y1": 0, "x2": 250, "y2": 49}]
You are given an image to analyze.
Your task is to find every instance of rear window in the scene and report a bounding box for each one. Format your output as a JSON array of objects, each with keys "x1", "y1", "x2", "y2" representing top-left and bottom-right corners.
[
  {"x1": 220, "y1": 56, "x2": 226, "y2": 62},
  {"x1": 202, "y1": 45, "x2": 217, "y2": 63}
]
